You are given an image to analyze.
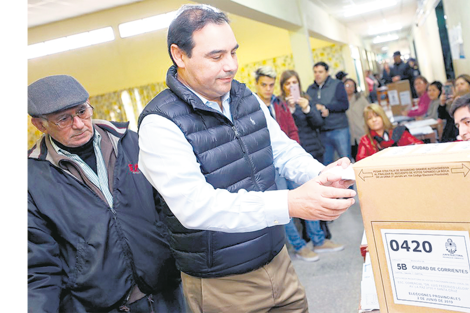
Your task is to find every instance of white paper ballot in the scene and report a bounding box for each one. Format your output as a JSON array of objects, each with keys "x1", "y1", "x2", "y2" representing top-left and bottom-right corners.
[{"x1": 325, "y1": 165, "x2": 355, "y2": 181}]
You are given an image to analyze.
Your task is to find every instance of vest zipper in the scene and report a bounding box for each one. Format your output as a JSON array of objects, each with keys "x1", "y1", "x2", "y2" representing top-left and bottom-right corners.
[
  {"x1": 207, "y1": 232, "x2": 213, "y2": 267},
  {"x1": 232, "y1": 126, "x2": 246, "y2": 153},
  {"x1": 231, "y1": 125, "x2": 262, "y2": 191}
]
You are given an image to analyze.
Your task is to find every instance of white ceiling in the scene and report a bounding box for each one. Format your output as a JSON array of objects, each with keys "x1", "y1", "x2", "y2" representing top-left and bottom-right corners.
[
  {"x1": 309, "y1": 0, "x2": 418, "y2": 39},
  {"x1": 28, "y1": 0, "x2": 143, "y2": 28},
  {"x1": 28, "y1": 0, "x2": 418, "y2": 46}
]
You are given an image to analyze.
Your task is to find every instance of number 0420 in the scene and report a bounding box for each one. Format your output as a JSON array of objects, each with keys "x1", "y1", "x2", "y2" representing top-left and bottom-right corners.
[{"x1": 389, "y1": 239, "x2": 432, "y2": 253}]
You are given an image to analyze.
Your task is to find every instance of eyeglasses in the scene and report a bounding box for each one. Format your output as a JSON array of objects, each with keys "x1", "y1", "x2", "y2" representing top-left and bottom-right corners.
[{"x1": 45, "y1": 103, "x2": 94, "y2": 129}]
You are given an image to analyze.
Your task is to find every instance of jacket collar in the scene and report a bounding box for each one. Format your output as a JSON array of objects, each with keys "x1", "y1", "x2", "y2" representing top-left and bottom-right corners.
[
  {"x1": 28, "y1": 120, "x2": 129, "y2": 161},
  {"x1": 313, "y1": 76, "x2": 332, "y2": 89},
  {"x1": 165, "y1": 65, "x2": 248, "y2": 114}
]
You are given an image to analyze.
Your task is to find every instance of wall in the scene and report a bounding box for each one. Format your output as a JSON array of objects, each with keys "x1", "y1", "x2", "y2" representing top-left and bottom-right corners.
[
  {"x1": 442, "y1": 0, "x2": 470, "y2": 76},
  {"x1": 412, "y1": 9, "x2": 446, "y2": 83},
  {"x1": 28, "y1": 0, "x2": 358, "y2": 146}
]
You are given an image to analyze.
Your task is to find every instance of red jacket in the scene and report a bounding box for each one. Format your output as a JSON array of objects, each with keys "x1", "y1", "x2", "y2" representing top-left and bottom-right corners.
[
  {"x1": 356, "y1": 128, "x2": 423, "y2": 161},
  {"x1": 272, "y1": 98, "x2": 300, "y2": 143}
]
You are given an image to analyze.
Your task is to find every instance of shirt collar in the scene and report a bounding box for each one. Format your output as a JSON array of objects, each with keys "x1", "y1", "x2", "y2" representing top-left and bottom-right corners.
[{"x1": 50, "y1": 128, "x2": 101, "y2": 156}]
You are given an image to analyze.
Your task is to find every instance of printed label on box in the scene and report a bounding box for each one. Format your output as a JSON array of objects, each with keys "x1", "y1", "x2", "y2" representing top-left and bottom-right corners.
[{"x1": 381, "y1": 229, "x2": 470, "y2": 312}]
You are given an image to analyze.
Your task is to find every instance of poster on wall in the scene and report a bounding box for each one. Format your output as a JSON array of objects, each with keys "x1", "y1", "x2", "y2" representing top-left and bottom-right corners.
[
  {"x1": 381, "y1": 229, "x2": 470, "y2": 312},
  {"x1": 449, "y1": 24, "x2": 466, "y2": 60}
]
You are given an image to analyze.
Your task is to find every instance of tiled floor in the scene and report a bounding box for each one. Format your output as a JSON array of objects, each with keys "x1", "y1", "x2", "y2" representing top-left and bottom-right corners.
[{"x1": 288, "y1": 193, "x2": 365, "y2": 313}]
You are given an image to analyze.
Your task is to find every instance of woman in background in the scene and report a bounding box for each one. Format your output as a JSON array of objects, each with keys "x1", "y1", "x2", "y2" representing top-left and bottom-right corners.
[
  {"x1": 278, "y1": 70, "x2": 325, "y2": 162},
  {"x1": 356, "y1": 104, "x2": 423, "y2": 161},
  {"x1": 404, "y1": 76, "x2": 430, "y2": 118},
  {"x1": 344, "y1": 78, "x2": 369, "y2": 161},
  {"x1": 425, "y1": 81, "x2": 442, "y2": 120},
  {"x1": 277, "y1": 70, "x2": 344, "y2": 256}
]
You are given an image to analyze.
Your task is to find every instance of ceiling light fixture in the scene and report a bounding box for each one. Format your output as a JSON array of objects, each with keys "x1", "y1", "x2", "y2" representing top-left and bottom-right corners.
[
  {"x1": 368, "y1": 24, "x2": 402, "y2": 36},
  {"x1": 372, "y1": 34, "x2": 399, "y2": 44},
  {"x1": 119, "y1": 11, "x2": 177, "y2": 38},
  {"x1": 28, "y1": 27, "x2": 114, "y2": 60},
  {"x1": 344, "y1": 0, "x2": 397, "y2": 18}
]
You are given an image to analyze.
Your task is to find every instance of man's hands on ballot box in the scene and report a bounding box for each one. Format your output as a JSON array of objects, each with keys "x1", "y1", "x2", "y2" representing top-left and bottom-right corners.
[{"x1": 288, "y1": 157, "x2": 356, "y2": 221}]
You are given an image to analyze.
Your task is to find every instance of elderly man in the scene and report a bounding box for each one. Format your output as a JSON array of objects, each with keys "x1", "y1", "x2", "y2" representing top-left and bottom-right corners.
[
  {"x1": 138, "y1": 4, "x2": 355, "y2": 313},
  {"x1": 28, "y1": 75, "x2": 185, "y2": 312}
]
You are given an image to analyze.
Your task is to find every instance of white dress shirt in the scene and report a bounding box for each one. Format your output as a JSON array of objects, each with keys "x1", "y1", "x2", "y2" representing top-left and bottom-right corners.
[{"x1": 138, "y1": 89, "x2": 325, "y2": 233}]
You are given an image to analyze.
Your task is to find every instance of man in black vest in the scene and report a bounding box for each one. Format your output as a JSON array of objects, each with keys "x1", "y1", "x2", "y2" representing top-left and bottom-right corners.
[{"x1": 138, "y1": 4, "x2": 356, "y2": 313}]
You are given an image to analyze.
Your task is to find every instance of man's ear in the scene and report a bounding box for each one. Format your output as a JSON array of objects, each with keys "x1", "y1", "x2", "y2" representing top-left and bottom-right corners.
[
  {"x1": 170, "y1": 44, "x2": 187, "y2": 69},
  {"x1": 31, "y1": 117, "x2": 48, "y2": 133}
]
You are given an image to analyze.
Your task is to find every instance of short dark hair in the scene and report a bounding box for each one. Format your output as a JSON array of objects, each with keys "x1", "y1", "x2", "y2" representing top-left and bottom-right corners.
[
  {"x1": 167, "y1": 4, "x2": 229, "y2": 66},
  {"x1": 450, "y1": 92, "x2": 470, "y2": 117},
  {"x1": 313, "y1": 61, "x2": 329, "y2": 72},
  {"x1": 429, "y1": 81, "x2": 443, "y2": 98}
]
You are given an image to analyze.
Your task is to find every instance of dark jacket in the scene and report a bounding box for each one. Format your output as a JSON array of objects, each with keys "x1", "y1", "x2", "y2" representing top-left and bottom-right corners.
[
  {"x1": 390, "y1": 60, "x2": 412, "y2": 82},
  {"x1": 306, "y1": 76, "x2": 349, "y2": 131},
  {"x1": 278, "y1": 97, "x2": 324, "y2": 160},
  {"x1": 28, "y1": 121, "x2": 181, "y2": 312},
  {"x1": 138, "y1": 66, "x2": 285, "y2": 279},
  {"x1": 438, "y1": 104, "x2": 459, "y2": 142}
]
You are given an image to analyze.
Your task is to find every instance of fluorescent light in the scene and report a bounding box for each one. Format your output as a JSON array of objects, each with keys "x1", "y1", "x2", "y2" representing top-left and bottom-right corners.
[
  {"x1": 28, "y1": 27, "x2": 114, "y2": 60},
  {"x1": 368, "y1": 24, "x2": 402, "y2": 36},
  {"x1": 373, "y1": 34, "x2": 399, "y2": 44},
  {"x1": 344, "y1": 0, "x2": 397, "y2": 18},
  {"x1": 119, "y1": 11, "x2": 177, "y2": 38},
  {"x1": 382, "y1": 46, "x2": 389, "y2": 51}
]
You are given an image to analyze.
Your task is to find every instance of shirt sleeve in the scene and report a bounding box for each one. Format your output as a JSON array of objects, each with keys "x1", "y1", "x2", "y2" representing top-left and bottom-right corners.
[{"x1": 138, "y1": 97, "x2": 324, "y2": 233}]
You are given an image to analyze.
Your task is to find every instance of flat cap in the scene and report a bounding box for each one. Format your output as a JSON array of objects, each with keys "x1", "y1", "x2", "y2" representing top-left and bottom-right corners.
[
  {"x1": 28, "y1": 75, "x2": 89, "y2": 117},
  {"x1": 393, "y1": 51, "x2": 401, "y2": 57}
]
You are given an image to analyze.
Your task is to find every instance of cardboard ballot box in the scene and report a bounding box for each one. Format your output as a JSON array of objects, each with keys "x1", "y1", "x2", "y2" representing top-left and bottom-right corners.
[
  {"x1": 353, "y1": 142, "x2": 470, "y2": 313},
  {"x1": 386, "y1": 80, "x2": 413, "y2": 116}
]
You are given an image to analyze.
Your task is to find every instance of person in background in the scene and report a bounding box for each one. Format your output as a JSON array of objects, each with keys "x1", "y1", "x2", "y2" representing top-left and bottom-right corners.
[
  {"x1": 27, "y1": 75, "x2": 185, "y2": 313},
  {"x1": 454, "y1": 74, "x2": 470, "y2": 98},
  {"x1": 138, "y1": 5, "x2": 356, "y2": 312},
  {"x1": 390, "y1": 51, "x2": 413, "y2": 84},
  {"x1": 306, "y1": 61, "x2": 351, "y2": 165},
  {"x1": 374, "y1": 73, "x2": 383, "y2": 88},
  {"x1": 279, "y1": 69, "x2": 345, "y2": 257},
  {"x1": 335, "y1": 70, "x2": 348, "y2": 82},
  {"x1": 403, "y1": 76, "x2": 431, "y2": 118},
  {"x1": 279, "y1": 70, "x2": 324, "y2": 163},
  {"x1": 425, "y1": 81, "x2": 442, "y2": 120},
  {"x1": 344, "y1": 78, "x2": 370, "y2": 161},
  {"x1": 382, "y1": 62, "x2": 392, "y2": 85},
  {"x1": 365, "y1": 69, "x2": 378, "y2": 103},
  {"x1": 438, "y1": 79, "x2": 459, "y2": 142},
  {"x1": 254, "y1": 66, "x2": 322, "y2": 262},
  {"x1": 356, "y1": 104, "x2": 423, "y2": 161},
  {"x1": 254, "y1": 66, "x2": 299, "y2": 143},
  {"x1": 441, "y1": 74, "x2": 470, "y2": 107},
  {"x1": 450, "y1": 93, "x2": 470, "y2": 141},
  {"x1": 407, "y1": 58, "x2": 421, "y2": 98}
]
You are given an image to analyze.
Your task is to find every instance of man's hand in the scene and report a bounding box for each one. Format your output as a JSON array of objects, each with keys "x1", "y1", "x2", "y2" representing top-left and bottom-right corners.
[
  {"x1": 316, "y1": 104, "x2": 329, "y2": 117},
  {"x1": 320, "y1": 157, "x2": 354, "y2": 188},
  {"x1": 289, "y1": 157, "x2": 356, "y2": 220},
  {"x1": 392, "y1": 75, "x2": 400, "y2": 82},
  {"x1": 288, "y1": 170, "x2": 356, "y2": 221}
]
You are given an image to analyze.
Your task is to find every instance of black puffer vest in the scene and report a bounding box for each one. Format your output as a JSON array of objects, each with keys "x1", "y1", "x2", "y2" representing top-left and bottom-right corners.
[{"x1": 138, "y1": 66, "x2": 285, "y2": 278}]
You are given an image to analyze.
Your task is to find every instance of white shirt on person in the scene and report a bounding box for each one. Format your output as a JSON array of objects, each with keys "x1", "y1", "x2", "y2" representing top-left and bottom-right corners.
[{"x1": 138, "y1": 88, "x2": 325, "y2": 233}]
